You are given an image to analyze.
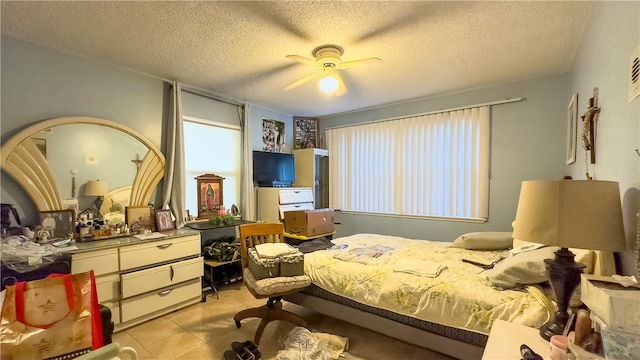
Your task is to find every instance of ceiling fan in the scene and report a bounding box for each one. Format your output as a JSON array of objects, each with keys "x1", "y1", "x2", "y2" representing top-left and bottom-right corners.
[{"x1": 284, "y1": 45, "x2": 382, "y2": 96}]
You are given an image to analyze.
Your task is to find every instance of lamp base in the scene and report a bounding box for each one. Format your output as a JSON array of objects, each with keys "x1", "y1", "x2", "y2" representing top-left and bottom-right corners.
[
  {"x1": 94, "y1": 196, "x2": 104, "y2": 217},
  {"x1": 539, "y1": 247, "x2": 585, "y2": 341}
]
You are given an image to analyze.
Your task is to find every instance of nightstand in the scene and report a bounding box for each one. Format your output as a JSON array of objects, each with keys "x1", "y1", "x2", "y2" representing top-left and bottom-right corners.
[{"x1": 482, "y1": 320, "x2": 550, "y2": 360}]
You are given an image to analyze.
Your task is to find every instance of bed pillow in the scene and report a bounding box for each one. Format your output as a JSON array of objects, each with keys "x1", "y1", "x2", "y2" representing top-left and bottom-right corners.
[
  {"x1": 450, "y1": 232, "x2": 513, "y2": 250},
  {"x1": 512, "y1": 239, "x2": 595, "y2": 274},
  {"x1": 484, "y1": 246, "x2": 559, "y2": 290}
]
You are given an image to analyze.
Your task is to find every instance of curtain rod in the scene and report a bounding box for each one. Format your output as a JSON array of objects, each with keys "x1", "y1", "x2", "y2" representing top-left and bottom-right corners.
[
  {"x1": 180, "y1": 86, "x2": 245, "y2": 108},
  {"x1": 326, "y1": 97, "x2": 524, "y2": 130}
]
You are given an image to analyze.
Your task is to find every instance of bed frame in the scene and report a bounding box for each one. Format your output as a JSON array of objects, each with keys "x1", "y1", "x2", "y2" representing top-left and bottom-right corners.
[{"x1": 284, "y1": 250, "x2": 615, "y2": 360}]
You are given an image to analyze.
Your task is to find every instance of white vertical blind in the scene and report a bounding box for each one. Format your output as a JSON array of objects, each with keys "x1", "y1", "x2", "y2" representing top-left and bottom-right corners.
[{"x1": 327, "y1": 106, "x2": 489, "y2": 220}]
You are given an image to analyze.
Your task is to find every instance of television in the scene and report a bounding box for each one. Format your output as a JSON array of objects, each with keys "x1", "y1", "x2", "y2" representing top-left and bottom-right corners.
[{"x1": 252, "y1": 151, "x2": 295, "y2": 187}]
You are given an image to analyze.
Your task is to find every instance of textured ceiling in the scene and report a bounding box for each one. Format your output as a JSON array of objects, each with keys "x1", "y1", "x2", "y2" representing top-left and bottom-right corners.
[{"x1": 1, "y1": 1, "x2": 595, "y2": 117}]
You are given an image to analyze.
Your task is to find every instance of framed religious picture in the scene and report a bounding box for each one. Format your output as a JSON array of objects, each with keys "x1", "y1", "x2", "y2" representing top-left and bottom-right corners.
[
  {"x1": 155, "y1": 209, "x2": 175, "y2": 232},
  {"x1": 196, "y1": 174, "x2": 224, "y2": 220},
  {"x1": 125, "y1": 205, "x2": 155, "y2": 232},
  {"x1": 39, "y1": 209, "x2": 75, "y2": 239}
]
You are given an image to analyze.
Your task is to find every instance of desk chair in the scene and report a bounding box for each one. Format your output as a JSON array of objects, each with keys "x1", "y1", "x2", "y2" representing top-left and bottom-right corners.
[{"x1": 233, "y1": 222, "x2": 311, "y2": 344}]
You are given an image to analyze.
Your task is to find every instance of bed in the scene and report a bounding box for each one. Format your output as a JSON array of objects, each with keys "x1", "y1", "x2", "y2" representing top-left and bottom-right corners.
[{"x1": 284, "y1": 232, "x2": 614, "y2": 359}]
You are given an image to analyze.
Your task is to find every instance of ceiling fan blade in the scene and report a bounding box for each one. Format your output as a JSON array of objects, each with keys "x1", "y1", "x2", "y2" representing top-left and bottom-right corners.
[
  {"x1": 334, "y1": 73, "x2": 347, "y2": 96},
  {"x1": 286, "y1": 54, "x2": 317, "y2": 66},
  {"x1": 336, "y1": 57, "x2": 382, "y2": 70},
  {"x1": 284, "y1": 72, "x2": 322, "y2": 91}
]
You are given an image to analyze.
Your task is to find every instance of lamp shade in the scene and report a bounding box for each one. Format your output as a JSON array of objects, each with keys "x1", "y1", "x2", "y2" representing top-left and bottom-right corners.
[
  {"x1": 512, "y1": 180, "x2": 625, "y2": 251},
  {"x1": 84, "y1": 180, "x2": 108, "y2": 197}
]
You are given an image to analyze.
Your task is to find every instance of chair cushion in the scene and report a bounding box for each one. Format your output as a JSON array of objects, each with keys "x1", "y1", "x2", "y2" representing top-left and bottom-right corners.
[{"x1": 243, "y1": 268, "x2": 311, "y2": 296}]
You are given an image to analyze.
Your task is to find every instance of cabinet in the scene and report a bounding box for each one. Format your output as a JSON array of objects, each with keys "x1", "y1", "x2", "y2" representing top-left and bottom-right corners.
[
  {"x1": 71, "y1": 229, "x2": 203, "y2": 332},
  {"x1": 293, "y1": 148, "x2": 329, "y2": 208},
  {"x1": 257, "y1": 187, "x2": 314, "y2": 222}
]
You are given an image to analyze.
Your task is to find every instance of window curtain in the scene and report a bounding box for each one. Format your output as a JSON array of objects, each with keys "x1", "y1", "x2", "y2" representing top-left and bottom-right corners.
[
  {"x1": 161, "y1": 81, "x2": 186, "y2": 228},
  {"x1": 327, "y1": 106, "x2": 490, "y2": 220},
  {"x1": 241, "y1": 104, "x2": 256, "y2": 221}
]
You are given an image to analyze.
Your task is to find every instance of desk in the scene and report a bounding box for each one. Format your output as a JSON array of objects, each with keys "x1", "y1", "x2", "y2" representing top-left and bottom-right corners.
[{"x1": 482, "y1": 320, "x2": 550, "y2": 360}]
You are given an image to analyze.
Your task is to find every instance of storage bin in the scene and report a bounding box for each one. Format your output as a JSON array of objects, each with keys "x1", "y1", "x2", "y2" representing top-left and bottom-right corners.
[
  {"x1": 279, "y1": 252, "x2": 304, "y2": 277},
  {"x1": 247, "y1": 248, "x2": 279, "y2": 280},
  {"x1": 591, "y1": 314, "x2": 640, "y2": 360}
]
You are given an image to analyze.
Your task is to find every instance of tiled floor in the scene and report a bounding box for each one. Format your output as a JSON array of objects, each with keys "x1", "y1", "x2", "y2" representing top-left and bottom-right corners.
[{"x1": 112, "y1": 282, "x2": 457, "y2": 360}]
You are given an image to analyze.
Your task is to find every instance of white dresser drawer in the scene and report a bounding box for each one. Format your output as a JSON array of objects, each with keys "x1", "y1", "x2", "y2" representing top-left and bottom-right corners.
[
  {"x1": 72, "y1": 248, "x2": 119, "y2": 276},
  {"x1": 95, "y1": 274, "x2": 119, "y2": 302},
  {"x1": 279, "y1": 203, "x2": 314, "y2": 219},
  {"x1": 279, "y1": 188, "x2": 313, "y2": 204},
  {"x1": 120, "y1": 257, "x2": 203, "y2": 298},
  {"x1": 119, "y1": 234, "x2": 200, "y2": 270},
  {"x1": 120, "y1": 279, "x2": 201, "y2": 323},
  {"x1": 102, "y1": 300, "x2": 120, "y2": 325}
]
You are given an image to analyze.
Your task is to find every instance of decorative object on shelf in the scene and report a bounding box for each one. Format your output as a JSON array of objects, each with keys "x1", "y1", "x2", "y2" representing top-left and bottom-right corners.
[
  {"x1": 231, "y1": 204, "x2": 240, "y2": 216},
  {"x1": 209, "y1": 214, "x2": 236, "y2": 227},
  {"x1": 566, "y1": 94, "x2": 578, "y2": 165},
  {"x1": 196, "y1": 174, "x2": 224, "y2": 220},
  {"x1": 84, "y1": 180, "x2": 108, "y2": 215},
  {"x1": 294, "y1": 117, "x2": 318, "y2": 149},
  {"x1": 39, "y1": 209, "x2": 76, "y2": 239},
  {"x1": 155, "y1": 209, "x2": 175, "y2": 232},
  {"x1": 262, "y1": 119, "x2": 285, "y2": 153},
  {"x1": 512, "y1": 178, "x2": 626, "y2": 340},
  {"x1": 581, "y1": 87, "x2": 600, "y2": 179},
  {"x1": 124, "y1": 205, "x2": 155, "y2": 233}
]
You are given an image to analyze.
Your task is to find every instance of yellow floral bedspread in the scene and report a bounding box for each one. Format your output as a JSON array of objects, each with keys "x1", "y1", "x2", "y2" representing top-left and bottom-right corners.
[{"x1": 304, "y1": 234, "x2": 552, "y2": 335}]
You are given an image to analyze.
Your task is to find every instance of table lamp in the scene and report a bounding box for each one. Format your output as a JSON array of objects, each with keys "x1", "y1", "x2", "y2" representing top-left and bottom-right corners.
[
  {"x1": 512, "y1": 179, "x2": 625, "y2": 340},
  {"x1": 84, "y1": 180, "x2": 108, "y2": 215}
]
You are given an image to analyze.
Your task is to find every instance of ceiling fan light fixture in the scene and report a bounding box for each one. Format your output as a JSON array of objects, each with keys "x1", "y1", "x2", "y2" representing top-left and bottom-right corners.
[{"x1": 318, "y1": 74, "x2": 339, "y2": 94}]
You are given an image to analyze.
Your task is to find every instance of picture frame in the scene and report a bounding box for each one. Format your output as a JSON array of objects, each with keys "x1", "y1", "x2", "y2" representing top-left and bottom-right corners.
[
  {"x1": 263, "y1": 119, "x2": 285, "y2": 152},
  {"x1": 125, "y1": 205, "x2": 155, "y2": 231},
  {"x1": 155, "y1": 209, "x2": 175, "y2": 232},
  {"x1": 294, "y1": 117, "x2": 318, "y2": 149},
  {"x1": 566, "y1": 93, "x2": 578, "y2": 164},
  {"x1": 39, "y1": 209, "x2": 75, "y2": 239},
  {"x1": 195, "y1": 174, "x2": 224, "y2": 220}
]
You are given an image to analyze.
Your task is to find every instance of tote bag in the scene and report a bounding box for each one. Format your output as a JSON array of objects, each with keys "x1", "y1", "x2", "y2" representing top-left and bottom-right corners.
[{"x1": 0, "y1": 270, "x2": 103, "y2": 360}]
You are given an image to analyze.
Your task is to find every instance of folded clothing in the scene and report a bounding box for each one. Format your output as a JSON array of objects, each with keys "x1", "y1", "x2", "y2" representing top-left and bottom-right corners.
[
  {"x1": 394, "y1": 259, "x2": 447, "y2": 277},
  {"x1": 255, "y1": 243, "x2": 298, "y2": 258}
]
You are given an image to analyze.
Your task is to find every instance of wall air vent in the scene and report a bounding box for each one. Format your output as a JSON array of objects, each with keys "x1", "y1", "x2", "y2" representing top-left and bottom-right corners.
[{"x1": 629, "y1": 44, "x2": 640, "y2": 102}]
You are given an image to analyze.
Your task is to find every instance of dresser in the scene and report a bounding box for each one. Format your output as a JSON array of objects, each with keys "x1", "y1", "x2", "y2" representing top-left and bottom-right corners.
[
  {"x1": 257, "y1": 187, "x2": 314, "y2": 222},
  {"x1": 71, "y1": 228, "x2": 203, "y2": 332}
]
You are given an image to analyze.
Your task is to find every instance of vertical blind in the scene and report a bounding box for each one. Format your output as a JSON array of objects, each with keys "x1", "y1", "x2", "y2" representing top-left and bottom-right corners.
[{"x1": 326, "y1": 106, "x2": 490, "y2": 220}]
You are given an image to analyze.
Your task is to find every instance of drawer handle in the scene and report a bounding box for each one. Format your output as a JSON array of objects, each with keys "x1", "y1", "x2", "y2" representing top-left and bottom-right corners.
[
  {"x1": 156, "y1": 243, "x2": 173, "y2": 249},
  {"x1": 170, "y1": 265, "x2": 175, "y2": 281},
  {"x1": 158, "y1": 289, "x2": 172, "y2": 297}
]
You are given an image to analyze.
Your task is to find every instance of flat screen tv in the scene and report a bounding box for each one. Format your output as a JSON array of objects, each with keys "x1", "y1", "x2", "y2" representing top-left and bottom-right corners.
[{"x1": 252, "y1": 151, "x2": 295, "y2": 187}]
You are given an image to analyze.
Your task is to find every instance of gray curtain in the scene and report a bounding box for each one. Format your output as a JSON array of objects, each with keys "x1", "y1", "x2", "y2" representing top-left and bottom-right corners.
[{"x1": 162, "y1": 81, "x2": 186, "y2": 228}]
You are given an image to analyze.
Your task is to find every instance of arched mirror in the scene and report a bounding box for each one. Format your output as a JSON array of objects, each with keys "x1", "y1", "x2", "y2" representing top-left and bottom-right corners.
[{"x1": 1, "y1": 116, "x2": 165, "y2": 216}]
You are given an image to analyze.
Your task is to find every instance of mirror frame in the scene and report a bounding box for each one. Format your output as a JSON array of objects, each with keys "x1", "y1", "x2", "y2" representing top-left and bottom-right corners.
[{"x1": 1, "y1": 116, "x2": 165, "y2": 211}]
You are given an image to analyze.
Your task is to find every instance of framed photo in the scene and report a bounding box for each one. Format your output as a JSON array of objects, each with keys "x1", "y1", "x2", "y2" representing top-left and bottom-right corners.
[
  {"x1": 125, "y1": 205, "x2": 155, "y2": 231},
  {"x1": 566, "y1": 93, "x2": 578, "y2": 164},
  {"x1": 155, "y1": 209, "x2": 175, "y2": 232},
  {"x1": 195, "y1": 174, "x2": 224, "y2": 220},
  {"x1": 294, "y1": 117, "x2": 318, "y2": 149},
  {"x1": 263, "y1": 119, "x2": 285, "y2": 152},
  {"x1": 39, "y1": 209, "x2": 75, "y2": 239}
]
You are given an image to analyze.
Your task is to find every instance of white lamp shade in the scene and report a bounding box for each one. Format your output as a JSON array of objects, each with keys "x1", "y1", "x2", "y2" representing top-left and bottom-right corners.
[
  {"x1": 512, "y1": 180, "x2": 626, "y2": 251},
  {"x1": 318, "y1": 75, "x2": 339, "y2": 93},
  {"x1": 84, "y1": 180, "x2": 108, "y2": 196}
]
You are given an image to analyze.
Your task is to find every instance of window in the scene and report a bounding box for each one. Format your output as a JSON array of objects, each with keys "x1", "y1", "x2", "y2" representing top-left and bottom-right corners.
[
  {"x1": 183, "y1": 116, "x2": 241, "y2": 217},
  {"x1": 326, "y1": 106, "x2": 489, "y2": 221}
]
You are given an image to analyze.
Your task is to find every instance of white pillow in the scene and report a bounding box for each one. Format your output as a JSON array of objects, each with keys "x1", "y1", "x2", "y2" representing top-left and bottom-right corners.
[
  {"x1": 450, "y1": 232, "x2": 513, "y2": 250},
  {"x1": 512, "y1": 239, "x2": 595, "y2": 274},
  {"x1": 485, "y1": 246, "x2": 559, "y2": 290}
]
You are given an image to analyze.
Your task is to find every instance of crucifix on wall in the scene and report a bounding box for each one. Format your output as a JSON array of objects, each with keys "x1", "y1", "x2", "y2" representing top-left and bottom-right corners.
[
  {"x1": 581, "y1": 87, "x2": 600, "y2": 180},
  {"x1": 131, "y1": 153, "x2": 143, "y2": 171}
]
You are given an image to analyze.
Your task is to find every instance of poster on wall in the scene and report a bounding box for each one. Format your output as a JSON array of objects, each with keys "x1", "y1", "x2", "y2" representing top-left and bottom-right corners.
[
  {"x1": 294, "y1": 117, "x2": 318, "y2": 149},
  {"x1": 263, "y1": 119, "x2": 285, "y2": 152}
]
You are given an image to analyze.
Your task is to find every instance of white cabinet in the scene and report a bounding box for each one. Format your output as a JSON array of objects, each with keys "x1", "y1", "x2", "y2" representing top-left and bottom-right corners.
[
  {"x1": 293, "y1": 148, "x2": 329, "y2": 208},
  {"x1": 257, "y1": 187, "x2": 314, "y2": 222},
  {"x1": 71, "y1": 231, "x2": 203, "y2": 331}
]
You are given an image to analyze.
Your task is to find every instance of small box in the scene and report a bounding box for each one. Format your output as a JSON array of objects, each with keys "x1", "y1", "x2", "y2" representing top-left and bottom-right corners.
[
  {"x1": 247, "y1": 248, "x2": 279, "y2": 280},
  {"x1": 279, "y1": 252, "x2": 305, "y2": 277},
  {"x1": 284, "y1": 208, "x2": 334, "y2": 237},
  {"x1": 581, "y1": 274, "x2": 640, "y2": 333},
  {"x1": 591, "y1": 314, "x2": 640, "y2": 360}
]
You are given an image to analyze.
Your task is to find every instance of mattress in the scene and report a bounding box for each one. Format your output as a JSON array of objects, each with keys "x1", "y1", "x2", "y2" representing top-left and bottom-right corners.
[{"x1": 303, "y1": 233, "x2": 552, "y2": 335}]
